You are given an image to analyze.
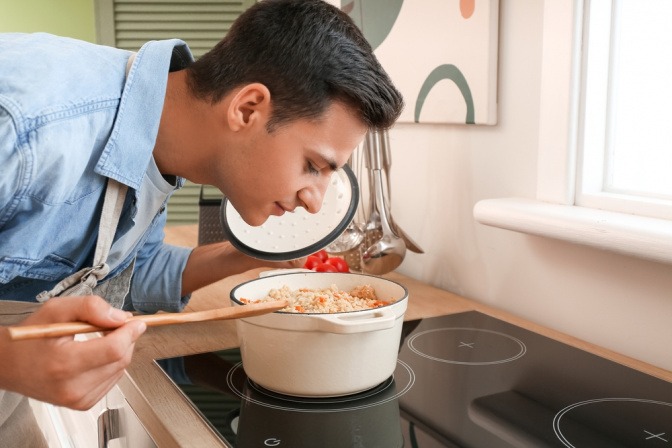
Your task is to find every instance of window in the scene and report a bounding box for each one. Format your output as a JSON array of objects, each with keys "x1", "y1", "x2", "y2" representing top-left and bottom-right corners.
[
  {"x1": 474, "y1": 0, "x2": 672, "y2": 265},
  {"x1": 577, "y1": 0, "x2": 672, "y2": 220}
]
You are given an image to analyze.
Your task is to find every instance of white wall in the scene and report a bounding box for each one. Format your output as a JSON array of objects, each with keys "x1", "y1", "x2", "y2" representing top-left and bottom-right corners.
[{"x1": 387, "y1": 1, "x2": 672, "y2": 371}]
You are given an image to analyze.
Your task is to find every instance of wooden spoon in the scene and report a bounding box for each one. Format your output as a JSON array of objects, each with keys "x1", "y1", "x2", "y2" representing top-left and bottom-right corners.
[{"x1": 6, "y1": 299, "x2": 288, "y2": 341}]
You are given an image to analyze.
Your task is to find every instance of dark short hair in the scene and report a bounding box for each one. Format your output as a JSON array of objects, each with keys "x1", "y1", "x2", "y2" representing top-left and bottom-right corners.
[{"x1": 186, "y1": 0, "x2": 403, "y2": 131}]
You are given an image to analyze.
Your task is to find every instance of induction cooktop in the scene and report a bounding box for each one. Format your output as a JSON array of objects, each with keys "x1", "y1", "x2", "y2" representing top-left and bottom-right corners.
[{"x1": 156, "y1": 311, "x2": 672, "y2": 447}]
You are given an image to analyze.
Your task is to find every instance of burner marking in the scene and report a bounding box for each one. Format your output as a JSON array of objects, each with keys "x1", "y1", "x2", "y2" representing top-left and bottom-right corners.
[
  {"x1": 644, "y1": 430, "x2": 668, "y2": 442},
  {"x1": 226, "y1": 359, "x2": 415, "y2": 413},
  {"x1": 458, "y1": 341, "x2": 475, "y2": 348},
  {"x1": 408, "y1": 327, "x2": 527, "y2": 365},
  {"x1": 553, "y1": 398, "x2": 672, "y2": 448}
]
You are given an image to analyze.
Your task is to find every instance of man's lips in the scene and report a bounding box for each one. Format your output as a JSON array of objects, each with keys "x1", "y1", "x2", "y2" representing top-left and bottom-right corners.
[{"x1": 272, "y1": 201, "x2": 303, "y2": 217}]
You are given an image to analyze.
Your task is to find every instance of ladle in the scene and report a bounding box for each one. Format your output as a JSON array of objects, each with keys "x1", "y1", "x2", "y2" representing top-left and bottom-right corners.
[
  {"x1": 361, "y1": 131, "x2": 406, "y2": 274},
  {"x1": 7, "y1": 299, "x2": 288, "y2": 341},
  {"x1": 325, "y1": 155, "x2": 364, "y2": 254},
  {"x1": 324, "y1": 220, "x2": 364, "y2": 254}
]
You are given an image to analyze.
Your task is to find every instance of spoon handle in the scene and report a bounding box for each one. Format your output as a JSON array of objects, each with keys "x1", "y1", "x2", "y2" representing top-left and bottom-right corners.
[
  {"x1": 372, "y1": 169, "x2": 397, "y2": 237},
  {"x1": 381, "y1": 129, "x2": 393, "y2": 205},
  {"x1": 6, "y1": 300, "x2": 288, "y2": 341}
]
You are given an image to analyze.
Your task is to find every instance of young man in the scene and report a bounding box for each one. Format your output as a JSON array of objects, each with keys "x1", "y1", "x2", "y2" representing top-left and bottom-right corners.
[{"x1": 0, "y1": 0, "x2": 402, "y2": 414}]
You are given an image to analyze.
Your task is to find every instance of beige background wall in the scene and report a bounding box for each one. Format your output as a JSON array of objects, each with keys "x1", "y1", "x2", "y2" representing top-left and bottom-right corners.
[{"x1": 389, "y1": 1, "x2": 672, "y2": 371}]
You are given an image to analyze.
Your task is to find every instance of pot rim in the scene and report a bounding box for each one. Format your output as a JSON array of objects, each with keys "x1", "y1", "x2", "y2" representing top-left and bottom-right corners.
[{"x1": 229, "y1": 271, "x2": 409, "y2": 316}]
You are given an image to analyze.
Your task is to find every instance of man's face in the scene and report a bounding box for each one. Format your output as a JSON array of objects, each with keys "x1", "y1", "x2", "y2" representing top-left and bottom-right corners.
[{"x1": 222, "y1": 101, "x2": 368, "y2": 227}]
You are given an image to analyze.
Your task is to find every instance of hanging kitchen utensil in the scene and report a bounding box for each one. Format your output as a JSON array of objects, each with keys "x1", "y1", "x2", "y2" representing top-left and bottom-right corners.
[
  {"x1": 379, "y1": 130, "x2": 424, "y2": 254},
  {"x1": 324, "y1": 153, "x2": 365, "y2": 254},
  {"x1": 330, "y1": 145, "x2": 367, "y2": 271},
  {"x1": 362, "y1": 132, "x2": 382, "y2": 249},
  {"x1": 323, "y1": 219, "x2": 364, "y2": 254},
  {"x1": 220, "y1": 165, "x2": 359, "y2": 261},
  {"x1": 381, "y1": 129, "x2": 393, "y2": 205},
  {"x1": 361, "y1": 131, "x2": 406, "y2": 275}
]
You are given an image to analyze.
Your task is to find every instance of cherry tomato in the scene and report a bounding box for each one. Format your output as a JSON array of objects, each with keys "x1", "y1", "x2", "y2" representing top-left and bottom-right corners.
[
  {"x1": 303, "y1": 255, "x2": 322, "y2": 270},
  {"x1": 314, "y1": 262, "x2": 338, "y2": 272},
  {"x1": 312, "y1": 249, "x2": 329, "y2": 263},
  {"x1": 325, "y1": 257, "x2": 349, "y2": 273}
]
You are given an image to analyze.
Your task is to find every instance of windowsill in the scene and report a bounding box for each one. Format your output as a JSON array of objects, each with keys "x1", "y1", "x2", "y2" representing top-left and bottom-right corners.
[{"x1": 473, "y1": 198, "x2": 672, "y2": 265}]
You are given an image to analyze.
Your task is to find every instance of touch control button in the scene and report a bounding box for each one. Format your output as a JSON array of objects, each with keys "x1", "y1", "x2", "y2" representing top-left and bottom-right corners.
[{"x1": 264, "y1": 438, "x2": 281, "y2": 447}]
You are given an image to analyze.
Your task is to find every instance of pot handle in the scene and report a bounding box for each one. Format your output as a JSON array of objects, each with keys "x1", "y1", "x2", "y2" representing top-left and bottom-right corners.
[{"x1": 314, "y1": 308, "x2": 397, "y2": 334}]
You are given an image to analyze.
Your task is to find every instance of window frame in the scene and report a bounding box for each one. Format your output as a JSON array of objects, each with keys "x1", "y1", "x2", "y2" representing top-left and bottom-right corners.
[
  {"x1": 575, "y1": 0, "x2": 672, "y2": 220},
  {"x1": 473, "y1": 0, "x2": 672, "y2": 265}
]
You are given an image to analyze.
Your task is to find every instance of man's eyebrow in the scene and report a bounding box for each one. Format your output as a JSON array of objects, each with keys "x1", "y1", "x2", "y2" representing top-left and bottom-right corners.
[{"x1": 318, "y1": 154, "x2": 339, "y2": 171}]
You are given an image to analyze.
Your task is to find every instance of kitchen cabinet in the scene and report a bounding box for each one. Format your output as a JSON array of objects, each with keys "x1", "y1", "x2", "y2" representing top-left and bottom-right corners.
[{"x1": 29, "y1": 376, "x2": 156, "y2": 447}]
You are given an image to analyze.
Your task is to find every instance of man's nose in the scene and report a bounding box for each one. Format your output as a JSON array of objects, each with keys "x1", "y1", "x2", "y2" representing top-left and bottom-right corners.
[{"x1": 300, "y1": 176, "x2": 331, "y2": 214}]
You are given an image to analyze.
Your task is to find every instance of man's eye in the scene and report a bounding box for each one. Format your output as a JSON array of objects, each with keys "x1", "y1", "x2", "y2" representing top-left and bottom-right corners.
[{"x1": 307, "y1": 162, "x2": 320, "y2": 175}]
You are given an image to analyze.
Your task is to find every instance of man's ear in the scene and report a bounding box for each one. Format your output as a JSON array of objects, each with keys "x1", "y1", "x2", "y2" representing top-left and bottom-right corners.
[{"x1": 227, "y1": 83, "x2": 271, "y2": 132}]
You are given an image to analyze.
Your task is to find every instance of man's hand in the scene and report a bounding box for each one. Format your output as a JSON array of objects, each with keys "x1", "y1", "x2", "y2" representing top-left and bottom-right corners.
[
  {"x1": 181, "y1": 241, "x2": 307, "y2": 295},
  {"x1": 0, "y1": 295, "x2": 146, "y2": 410}
]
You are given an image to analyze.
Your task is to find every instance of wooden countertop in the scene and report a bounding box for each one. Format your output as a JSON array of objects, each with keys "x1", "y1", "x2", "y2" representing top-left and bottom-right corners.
[{"x1": 4, "y1": 225, "x2": 671, "y2": 447}]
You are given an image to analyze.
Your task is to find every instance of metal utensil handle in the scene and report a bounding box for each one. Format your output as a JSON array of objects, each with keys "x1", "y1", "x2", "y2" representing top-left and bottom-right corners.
[
  {"x1": 365, "y1": 130, "x2": 383, "y2": 170},
  {"x1": 381, "y1": 129, "x2": 392, "y2": 205},
  {"x1": 365, "y1": 130, "x2": 386, "y2": 221},
  {"x1": 372, "y1": 169, "x2": 397, "y2": 237}
]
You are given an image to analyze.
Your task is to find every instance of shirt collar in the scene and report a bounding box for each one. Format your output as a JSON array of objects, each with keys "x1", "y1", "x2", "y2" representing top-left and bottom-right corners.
[{"x1": 95, "y1": 39, "x2": 194, "y2": 190}]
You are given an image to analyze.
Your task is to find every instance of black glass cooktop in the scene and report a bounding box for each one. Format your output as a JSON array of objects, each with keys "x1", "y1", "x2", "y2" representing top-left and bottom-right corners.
[{"x1": 156, "y1": 311, "x2": 672, "y2": 447}]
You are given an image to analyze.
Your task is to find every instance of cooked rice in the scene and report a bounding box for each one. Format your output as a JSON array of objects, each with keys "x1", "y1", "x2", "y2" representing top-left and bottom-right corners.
[{"x1": 240, "y1": 284, "x2": 394, "y2": 313}]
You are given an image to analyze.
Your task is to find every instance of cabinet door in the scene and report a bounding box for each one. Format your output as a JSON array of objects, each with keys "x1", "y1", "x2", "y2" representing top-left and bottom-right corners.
[{"x1": 28, "y1": 384, "x2": 157, "y2": 448}]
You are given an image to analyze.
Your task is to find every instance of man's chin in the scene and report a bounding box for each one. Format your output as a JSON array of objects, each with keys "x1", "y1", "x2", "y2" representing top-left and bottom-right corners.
[{"x1": 238, "y1": 211, "x2": 269, "y2": 227}]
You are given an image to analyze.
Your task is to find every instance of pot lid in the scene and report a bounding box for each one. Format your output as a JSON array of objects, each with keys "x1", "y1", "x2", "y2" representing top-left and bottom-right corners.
[{"x1": 219, "y1": 165, "x2": 359, "y2": 261}]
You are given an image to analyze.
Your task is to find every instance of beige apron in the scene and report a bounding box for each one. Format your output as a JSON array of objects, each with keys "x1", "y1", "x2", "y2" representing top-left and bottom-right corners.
[{"x1": 35, "y1": 178, "x2": 134, "y2": 308}]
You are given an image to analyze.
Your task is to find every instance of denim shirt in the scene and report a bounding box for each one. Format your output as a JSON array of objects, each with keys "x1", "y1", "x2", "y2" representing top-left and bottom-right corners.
[{"x1": 0, "y1": 33, "x2": 195, "y2": 313}]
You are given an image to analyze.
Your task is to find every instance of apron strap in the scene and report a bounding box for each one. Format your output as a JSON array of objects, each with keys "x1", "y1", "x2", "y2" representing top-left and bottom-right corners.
[{"x1": 36, "y1": 179, "x2": 128, "y2": 302}]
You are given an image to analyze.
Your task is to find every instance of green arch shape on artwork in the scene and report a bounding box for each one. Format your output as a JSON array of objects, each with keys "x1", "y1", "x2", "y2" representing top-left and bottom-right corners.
[
  {"x1": 341, "y1": 0, "x2": 403, "y2": 51},
  {"x1": 415, "y1": 64, "x2": 475, "y2": 124}
]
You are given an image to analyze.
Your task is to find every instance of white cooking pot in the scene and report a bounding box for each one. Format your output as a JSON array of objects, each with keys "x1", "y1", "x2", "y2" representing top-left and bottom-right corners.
[{"x1": 230, "y1": 271, "x2": 408, "y2": 397}]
